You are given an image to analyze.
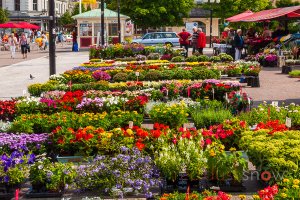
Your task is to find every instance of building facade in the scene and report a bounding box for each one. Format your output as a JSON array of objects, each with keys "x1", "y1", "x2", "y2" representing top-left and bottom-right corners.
[{"x1": 0, "y1": 0, "x2": 71, "y2": 30}]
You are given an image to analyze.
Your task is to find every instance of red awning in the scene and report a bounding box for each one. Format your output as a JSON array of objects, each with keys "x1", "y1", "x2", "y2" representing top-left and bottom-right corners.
[
  {"x1": 0, "y1": 22, "x2": 22, "y2": 28},
  {"x1": 17, "y1": 22, "x2": 40, "y2": 30},
  {"x1": 226, "y1": 10, "x2": 253, "y2": 22},
  {"x1": 233, "y1": 6, "x2": 300, "y2": 22}
]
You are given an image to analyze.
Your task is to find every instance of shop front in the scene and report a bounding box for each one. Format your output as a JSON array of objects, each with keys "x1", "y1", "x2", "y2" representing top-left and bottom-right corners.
[{"x1": 72, "y1": 8, "x2": 132, "y2": 48}]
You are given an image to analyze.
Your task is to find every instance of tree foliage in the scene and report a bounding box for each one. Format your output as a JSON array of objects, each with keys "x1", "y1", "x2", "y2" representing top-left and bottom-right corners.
[
  {"x1": 200, "y1": 0, "x2": 272, "y2": 21},
  {"x1": 0, "y1": 8, "x2": 9, "y2": 24},
  {"x1": 71, "y1": 3, "x2": 86, "y2": 16},
  {"x1": 276, "y1": 0, "x2": 300, "y2": 8},
  {"x1": 107, "y1": 0, "x2": 195, "y2": 29},
  {"x1": 59, "y1": 10, "x2": 74, "y2": 26}
]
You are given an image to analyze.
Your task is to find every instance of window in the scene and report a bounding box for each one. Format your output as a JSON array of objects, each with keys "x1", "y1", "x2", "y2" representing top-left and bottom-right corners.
[
  {"x1": 15, "y1": 0, "x2": 20, "y2": 11},
  {"x1": 0, "y1": 0, "x2": 2, "y2": 8},
  {"x1": 79, "y1": 23, "x2": 92, "y2": 36},
  {"x1": 108, "y1": 23, "x2": 118, "y2": 36},
  {"x1": 164, "y1": 33, "x2": 176, "y2": 38},
  {"x1": 33, "y1": 0, "x2": 38, "y2": 11},
  {"x1": 94, "y1": 23, "x2": 106, "y2": 36},
  {"x1": 143, "y1": 33, "x2": 154, "y2": 39},
  {"x1": 154, "y1": 33, "x2": 164, "y2": 39}
]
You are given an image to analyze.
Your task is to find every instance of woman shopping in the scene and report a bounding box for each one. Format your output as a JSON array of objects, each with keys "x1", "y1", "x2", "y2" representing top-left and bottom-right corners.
[
  {"x1": 19, "y1": 33, "x2": 28, "y2": 59},
  {"x1": 8, "y1": 34, "x2": 18, "y2": 59}
]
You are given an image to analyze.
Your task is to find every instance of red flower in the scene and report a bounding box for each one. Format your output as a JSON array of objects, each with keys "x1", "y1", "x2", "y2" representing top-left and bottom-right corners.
[{"x1": 136, "y1": 141, "x2": 145, "y2": 150}]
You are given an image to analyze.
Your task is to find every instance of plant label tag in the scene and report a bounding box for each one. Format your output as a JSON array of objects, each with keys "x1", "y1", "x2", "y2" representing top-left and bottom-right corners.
[
  {"x1": 128, "y1": 121, "x2": 133, "y2": 129},
  {"x1": 183, "y1": 123, "x2": 195, "y2": 129},
  {"x1": 212, "y1": 88, "x2": 215, "y2": 94},
  {"x1": 135, "y1": 72, "x2": 140, "y2": 77},
  {"x1": 247, "y1": 98, "x2": 251, "y2": 105},
  {"x1": 141, "y1": 124, "x2": 154, "y2": 130},
  {"x1": 22, "y1": 89, "x2": 27, "y2": 96},
  {"x1": 286, "y1": 117, "x2": 292, "y2": 128},
  {"x1": 271, "y1": 101, "x2": 278, "y2": 107}
]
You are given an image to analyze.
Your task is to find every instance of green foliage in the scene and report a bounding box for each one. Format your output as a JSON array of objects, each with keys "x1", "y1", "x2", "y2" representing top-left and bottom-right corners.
[
  {"x1": 71, "y1": 3, "x2": 86, "y2": 16},
  {"x1": 0, "y1": 8, "x2": 9, "y2": 24},
  {"x1": 289, "y1": 70, "x2": 300, "y2": 77},
  {"x1": 191, "y1": 108, "x2": 233, "y2": 129},
  {"x1": 113, "y1": 72, "x2": 128, "y2": 82},
  {"x1": 144, "y1": 71, "x2": 161, "y2": 81},
  {"x1": 197, "y1": 55, "x2": 210, "y2": 62},
  {"x1": 107, "y1": 0, "x2": 195, "y2": 28},
  {"x1": 149, "y1": 101, "x2": 188, "y2": 128},
  {"x1": 240, "y1": 130, "x2": 300, "y2": 183},
  {"x1": 185, "y1": 55, "x2": 198, "y2": 62},
  {"x1": 171, "y1": 56, "x2": 185, "y2": 62},
  {"x1": 276, "y1": 0, "x2": 299, "y2": 8},
  {"x1": 59, "y1": 10, "x2": 74, "y2": 27}
]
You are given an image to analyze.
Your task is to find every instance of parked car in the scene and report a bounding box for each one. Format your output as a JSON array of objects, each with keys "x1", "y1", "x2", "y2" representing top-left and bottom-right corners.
[{"x1": 132, "y1": 32, "x2": 180, "y2": 47}]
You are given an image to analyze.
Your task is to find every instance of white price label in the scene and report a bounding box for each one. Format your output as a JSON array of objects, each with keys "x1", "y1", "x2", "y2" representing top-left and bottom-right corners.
[
  {"x1": 286, "y1": 117, "x2": 292, "y2": 128},
  {"x1": 212, "y1": 88, "x2": 215, "y2": 94},
  {"x1": 128, "y1": 121, "x2": 133, "y2": 129},
  {"x1": 141, "y1": 124, "x2": 154, "y2": 130},
  {"x1": 183, "y1": 123, "x2": 195, "y2": 129},
  {"x1": 271, "y1": 101, "x2": 279, "y2": 107},
  {"x1": 22, "y1": 90, "x2": 27, "y2": 96},
  {"x1": 135, "y1": 72, "x2": 140, "y2": 77},
  {"x1": 248, "y1": 97, "x2": 251, "y2": 105}
]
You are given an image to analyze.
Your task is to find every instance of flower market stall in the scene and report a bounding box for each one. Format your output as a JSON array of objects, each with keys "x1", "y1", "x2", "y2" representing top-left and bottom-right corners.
[{"x1": 1, "y1": 43, "x2": 300, "y2": 199}]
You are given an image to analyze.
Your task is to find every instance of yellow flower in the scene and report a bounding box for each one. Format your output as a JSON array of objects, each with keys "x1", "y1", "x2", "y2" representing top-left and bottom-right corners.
[
  {"x1": 126, "y1": 129, "x2": 134, "y2": 136},
  {"x1": 280, "y1": 193, "x2": 287, "y2": 198},
  {"x1": 252, "y1": 195, "x2": 260, "y2": 199},
  {"x1": 220, "y1": 145, "x2": 225, "y2": 150},
  {"x1": 238, "y1": 194, "x2": 246, "y2": 200},
  {"x1": 209, "y1": 150, "x2": 216, "y2": 157},
  {"x1": 292, "y1": 184, "x2": 299, "y2": 189},
  {"x1": 293, "y1": 179, "x2": 300, "y2": 185},
  {"x1": 229, "y1": 147, "x2": 236, "y2": 152},
  {"x1": 283, "y1": 178, "x2": 289, "y2": 183}
]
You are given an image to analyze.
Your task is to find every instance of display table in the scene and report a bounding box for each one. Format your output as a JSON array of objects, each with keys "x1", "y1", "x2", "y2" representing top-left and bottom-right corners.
[{"x1": 213, "y1": 43, "x2": 232, "y2": 55}]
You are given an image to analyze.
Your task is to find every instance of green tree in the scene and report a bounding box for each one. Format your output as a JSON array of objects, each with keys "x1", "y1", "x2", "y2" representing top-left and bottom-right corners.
[
  {"x1": 276, "y1": 0, "x2": 300, "y2": 8},
  {"x1": 86, "y1": 4, "x2": 92, "y2": 11},
  {"x1": 0, "y1": 8, "x2": 9, "y2": 24},
  {"x1": 71, "y1": 3, "x2": 86, "y2": 16},
  {"x1": 200, "y1": 0, "x2": 272, "y2": 21},
  {"x1": 107, "y1": 0, "x2": 195, "y2": 30},
  {"x1": 59, "y1": 10, "x2": 74, "y2": 26}
]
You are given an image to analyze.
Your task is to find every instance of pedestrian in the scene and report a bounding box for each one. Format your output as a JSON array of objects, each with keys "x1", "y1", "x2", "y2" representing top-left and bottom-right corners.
[
  {"x1": 19, "y1": 33, "x2": 28, "y2": 59},
  {"x1": 8, "y1": 34, "x2": 18, "y2": 59},
  {"x1": 197, "y1": 28, "x2": 206, "y2": 55},
  {"x1": 42, "y1": 35, "x2": 48, "y2": 50},
  {"x1": 176, "y1": 28, "x2": 191, "y2": 57},
  {"x1": 72, "y1": 30, "x2": 78, "y2": 52},
  {"x1": 191, "y1": 27, "x2": 199, "y2": 54},
  {"x1": 234, "y1": 29, "x2": 244, "y2": 61}
]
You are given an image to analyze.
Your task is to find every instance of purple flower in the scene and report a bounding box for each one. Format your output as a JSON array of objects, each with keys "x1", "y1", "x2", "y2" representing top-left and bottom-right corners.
[{"x1": 92, "y1": 70, "x2": 111, "y2": 81}]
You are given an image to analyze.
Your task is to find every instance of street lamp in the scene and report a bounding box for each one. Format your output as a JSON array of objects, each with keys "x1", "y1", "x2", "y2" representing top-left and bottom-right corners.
[
  {"x1": 49, "y1": 0, "x2": 56, "y2": 75},
  {"x1": 202, "y1": 0, "x2": 220, "y2": 48},
  {"x1": 117, "y1": 0, "x2": 121, "y2": 43}
]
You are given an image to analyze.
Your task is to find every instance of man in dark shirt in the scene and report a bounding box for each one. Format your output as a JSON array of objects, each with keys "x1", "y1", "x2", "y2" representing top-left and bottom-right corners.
[{"x1": 191, "y1": 27, "x2": 199, "y2": 54}]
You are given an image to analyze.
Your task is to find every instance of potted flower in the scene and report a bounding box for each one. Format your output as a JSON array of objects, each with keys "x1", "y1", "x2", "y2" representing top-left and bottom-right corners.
[
  {"x1": 27, "y1": 157, "x2": 76, "y2": 197},
  {"x1": 0, "y1": 151, "x2": 35, "y2": 195}
]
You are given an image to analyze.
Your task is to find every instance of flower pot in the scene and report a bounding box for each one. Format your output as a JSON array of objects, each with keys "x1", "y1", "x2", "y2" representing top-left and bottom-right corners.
[
  {"x1": 26, "y1": 190, "x2": 63, "y2": 198},
  {"x1": 56, "y1": 155, "x2": 84, "y2": 163},
  {"x1": 250, "y1": 76, "x2": 260, "y2": 87}
]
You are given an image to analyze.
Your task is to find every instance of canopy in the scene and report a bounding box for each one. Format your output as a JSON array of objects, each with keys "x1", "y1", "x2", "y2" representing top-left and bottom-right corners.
[
  {"x1": 230, "y1": 6, "x2": 300, "y2": 22},
  {"x1": 0, "y1": 22, "x2": 22, "y2": 28},
  {"x1": 226, "y1": 10, "x2": 253, "y2": 22},
  {"x1": 17, "y1": 22, "x2": 40, "y2": 30}
]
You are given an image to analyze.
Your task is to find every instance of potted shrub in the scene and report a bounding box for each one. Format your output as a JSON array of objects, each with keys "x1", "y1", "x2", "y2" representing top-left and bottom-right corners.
[{"x1": 27, "y1": 157, "x2": 76, "y2": 197}]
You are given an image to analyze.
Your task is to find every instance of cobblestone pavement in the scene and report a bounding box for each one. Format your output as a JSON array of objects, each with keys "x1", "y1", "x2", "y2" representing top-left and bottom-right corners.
[{"x1": 243, "y1": 67, "x2": 300, "y2": 106}]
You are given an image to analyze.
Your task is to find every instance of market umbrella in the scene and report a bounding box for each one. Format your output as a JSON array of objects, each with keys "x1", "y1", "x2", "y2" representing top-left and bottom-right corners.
[
  {"x1": 17, "y1": 22, "x2": 40, "y2": 30},
  {"x1": 0, "y1": 22, "x2": 22, "y2": 28},
  {"x1": 226, "y1": 10, "x2": 253, "y2": 22}
]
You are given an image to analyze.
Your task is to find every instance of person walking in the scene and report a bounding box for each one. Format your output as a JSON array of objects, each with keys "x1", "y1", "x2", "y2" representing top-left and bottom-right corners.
[
  {"x1": 191, "y1": 27, "x2": 199, "y2": 54},
  {"x1": 8, "y1": 34, "x2": 18, "y2": 59},
  {"x1": 177, "y1": 28, "x2": 191, "y2": 57},
  {"x1": 197, "y1": 28, "x2": 206, "y2": 55},
  {"x1": 234, "y1": 29, "x2": 244, "y2": 61},
  {"x1": 19, "y1": 33, "x2": 28, "y2": 59}
]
